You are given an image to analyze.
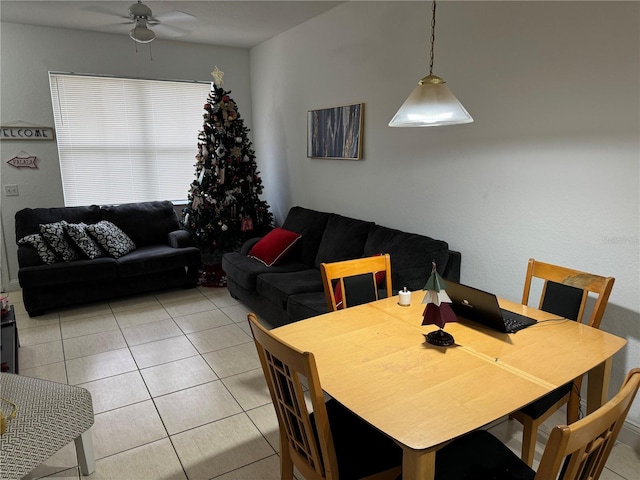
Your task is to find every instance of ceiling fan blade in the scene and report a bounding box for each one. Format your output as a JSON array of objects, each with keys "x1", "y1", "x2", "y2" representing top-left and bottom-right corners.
[
  {"x1": 153, "y1": 11, "x2": 197, "y2": 24},
  {"x1": 153, "y1": 23, "x2": 191, "y2": 38},
  {"x1": 83, "y1": 5, "x2": 130, "y2": 20}
]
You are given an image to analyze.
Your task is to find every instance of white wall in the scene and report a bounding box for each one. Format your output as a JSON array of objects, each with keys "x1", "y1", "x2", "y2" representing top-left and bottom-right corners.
[
  {"x1": 250, "y1": 1, "x2": 640, "y2": 437},
  {"x1": 0, "y1": 22, "x2": 252, "y2": 289}
]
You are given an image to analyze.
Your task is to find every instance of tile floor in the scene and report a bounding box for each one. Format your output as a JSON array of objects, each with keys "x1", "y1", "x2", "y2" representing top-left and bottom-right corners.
[{"x1": 6, "y1": 286, "x2": 639, "y2": 479}]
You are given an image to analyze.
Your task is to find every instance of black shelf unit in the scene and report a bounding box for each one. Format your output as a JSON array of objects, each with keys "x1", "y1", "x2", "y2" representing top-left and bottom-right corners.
[{"x1": 1, "y1": 305, "x2": 19, "y2": 374}]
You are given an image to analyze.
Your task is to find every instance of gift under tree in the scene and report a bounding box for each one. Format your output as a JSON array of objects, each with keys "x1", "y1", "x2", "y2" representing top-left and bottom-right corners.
[{"x1": 183, "y1": 67, "x2": 273, "y2": 268}]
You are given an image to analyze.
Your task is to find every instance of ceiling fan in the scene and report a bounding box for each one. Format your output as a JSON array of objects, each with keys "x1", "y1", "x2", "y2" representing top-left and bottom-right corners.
[{"x1": 89, "y1": 1, "x2": 197, "y2": 44}]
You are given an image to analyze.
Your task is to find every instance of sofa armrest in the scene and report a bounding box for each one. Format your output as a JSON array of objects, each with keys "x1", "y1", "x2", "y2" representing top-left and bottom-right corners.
[
  {"x1": 240, "y1": 237, "x2": 262, "y2": 256},
  {"x1": 168, "y1": 230, "x2": 194, "y2": 248},
  {"x1": 17, "y1": 246, "x2": 43, "y2": 268}
]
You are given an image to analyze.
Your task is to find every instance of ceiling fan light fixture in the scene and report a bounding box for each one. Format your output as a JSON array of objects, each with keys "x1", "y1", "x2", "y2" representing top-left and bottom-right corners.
[{"x1": 130, "y1": 21, "x2": 156, "y2": 43}]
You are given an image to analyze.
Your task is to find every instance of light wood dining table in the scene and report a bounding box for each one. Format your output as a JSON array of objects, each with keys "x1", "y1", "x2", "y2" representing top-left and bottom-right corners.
[{"x1": 271, "y1": 290, "x2": 627, "y2": 480}]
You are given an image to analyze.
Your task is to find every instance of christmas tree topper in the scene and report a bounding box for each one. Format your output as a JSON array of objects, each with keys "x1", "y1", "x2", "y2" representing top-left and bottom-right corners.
[{"x1": 211, "y1": 66, "x2": 224, "y2": 86}]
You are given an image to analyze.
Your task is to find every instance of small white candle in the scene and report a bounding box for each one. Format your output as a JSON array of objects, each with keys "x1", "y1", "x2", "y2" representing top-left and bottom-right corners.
[{"x1": 398, "y1": 287, "x2": 411, "y2": 306}]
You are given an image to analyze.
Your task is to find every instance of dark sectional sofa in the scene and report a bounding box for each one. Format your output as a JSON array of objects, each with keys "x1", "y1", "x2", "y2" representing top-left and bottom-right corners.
[
  {"x1": 222, "y1": 206, "x2": 461, "y2": 327},
  {"x1": 15, "y1": 201, "x2": 201, "y2": 316}
]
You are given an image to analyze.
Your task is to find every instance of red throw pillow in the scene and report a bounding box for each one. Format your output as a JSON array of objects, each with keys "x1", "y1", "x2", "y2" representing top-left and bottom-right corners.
[
  {"x1": 334, "y1": 254, "x2": 387, "y2": 309},
  {"x1": 248, "y1": 228, "x2": 302, "y2": 266}
]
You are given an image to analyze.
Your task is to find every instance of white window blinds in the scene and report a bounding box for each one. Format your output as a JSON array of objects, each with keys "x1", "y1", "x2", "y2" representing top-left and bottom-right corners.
[{"x1": 49, "y1": 73, "x2": 211, "y2": 206}]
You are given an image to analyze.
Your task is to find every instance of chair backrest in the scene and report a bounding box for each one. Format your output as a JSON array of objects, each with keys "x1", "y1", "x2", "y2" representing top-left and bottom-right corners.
[
  {"x1": 521, "y1": 258, "x2": 615, "y2": 329},
  {"x1": 247, "y1": 313, "x2": 338, "y2": 480},
  {"x1": 535, "y1": 368, "x2": 640, "y2": 480},
  {"x1": 320, "y1": 253, "x2": 392, "y2": 312}
]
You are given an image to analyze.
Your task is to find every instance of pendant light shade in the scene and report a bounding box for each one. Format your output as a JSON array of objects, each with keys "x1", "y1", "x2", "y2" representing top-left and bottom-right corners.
[{"x1": 389, "y1": 1, "x2": 473, "y2": 127}]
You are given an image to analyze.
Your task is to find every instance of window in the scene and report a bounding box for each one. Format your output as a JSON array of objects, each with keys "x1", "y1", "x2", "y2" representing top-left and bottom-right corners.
[{"x1": 49, "y1": 73, "x2": 211, "y2": 206}]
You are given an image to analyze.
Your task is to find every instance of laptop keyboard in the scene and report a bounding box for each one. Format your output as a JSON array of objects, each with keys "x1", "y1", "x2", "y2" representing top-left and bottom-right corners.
[{"x1": 500, "y1": 309, "x2": 537, "y2": 333}]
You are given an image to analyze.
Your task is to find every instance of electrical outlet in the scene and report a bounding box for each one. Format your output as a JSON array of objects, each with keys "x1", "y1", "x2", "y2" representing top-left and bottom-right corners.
[{"x1": 4, "y1": 184, "x2": 19, "y2": 196}]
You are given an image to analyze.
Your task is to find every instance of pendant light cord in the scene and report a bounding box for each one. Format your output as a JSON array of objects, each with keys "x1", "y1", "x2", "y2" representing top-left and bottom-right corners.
[{"x1": 429, "y1": 0, "x2": 437, "y2": 76}]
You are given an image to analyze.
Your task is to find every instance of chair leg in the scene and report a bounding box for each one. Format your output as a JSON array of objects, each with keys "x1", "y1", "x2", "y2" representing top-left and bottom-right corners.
[{"x1": 520, "y1": 418, "x2": 537, "y2": 467}]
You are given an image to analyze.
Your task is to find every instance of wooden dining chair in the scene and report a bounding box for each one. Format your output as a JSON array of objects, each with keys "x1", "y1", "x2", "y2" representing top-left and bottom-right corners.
[
  {"x1": 511, "y1": 258, "x2": 615, "y2": 465},
  {"x1": 434, "y1": 368, "x2": 640, "y2": 480},
  {"x1": 247, "y1": 313, "x2": 402, "y2": 480},
  {"x1": 320, "y1": 254, "x2": 392, "y2": 312}
]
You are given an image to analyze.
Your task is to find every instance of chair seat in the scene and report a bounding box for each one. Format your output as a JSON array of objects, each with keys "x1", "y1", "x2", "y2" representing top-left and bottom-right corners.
[
  {"x1": 435, "y1": 430, "x2": 535, "y2": 480},
  {"x1": 312, "y1": 399, "x2": 403, "y2": 480},
  {"x1": 519, "y1": 382, "x2": 573, "y2": 420}
]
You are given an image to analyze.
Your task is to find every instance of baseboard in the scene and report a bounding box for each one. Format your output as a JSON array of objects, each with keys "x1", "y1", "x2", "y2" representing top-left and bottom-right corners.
[{"x1": 618, "y1": 419, "x2": 640, "y2": 450}]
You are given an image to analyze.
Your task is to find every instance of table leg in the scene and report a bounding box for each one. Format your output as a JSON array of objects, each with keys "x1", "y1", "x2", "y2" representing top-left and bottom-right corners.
[
  {"x1": 586, "y1": 357, "x2": 613, "y2": 415},
  {"x1": 402, "y1": 447, "x2": 436, "y2": 480},
  {"x1": 74, "y1": 429, "x2": 96, "y2": 475}
]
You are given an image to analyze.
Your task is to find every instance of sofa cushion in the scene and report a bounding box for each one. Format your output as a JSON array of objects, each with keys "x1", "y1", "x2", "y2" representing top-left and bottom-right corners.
[
  {"x1": 222, "y1": 252, "x2": 308, "y2": 291},
  {"x1": 39, "y1": 221, "x2": 81, "y2": 262},
  {"x1": 65, "y1": 222, "x2": 105, "y2": 259},
  {"x1": 287, "y1": 291, "x2": 329, "y2": 322},
  {"x1": 314, "y1": 214, "x2": 373, "y2": 268},
  {"x1": 15, "y1": 205, "x2": 102, "y2": 240},
  {"x1": 115, "y1": 245, "x2": 201, "y2": 278},
  {"x1": 364, "y1": 225, "x2": 450, "y2": 291},
  {"x1": 101, "y1": 201, "x2": 179, "y2": 247},
  {"x1": 17, "y1": 257, "x2": 118, "y2": 288},
  {"x1": 18, "y1": 234, "x2": 59, "y2": 265},
  {"x1": 256, "y1": 269, "x2": 324, "y2": 310},
  {"x1": 86, "y1": 221, "x2": 136, "y2": 258},
  {"x1": 248, "y1": 228, "x2": 302, "y2": 266},
  {"x1": 282, "y1": 207, "x2": 331, "y2": 267}
]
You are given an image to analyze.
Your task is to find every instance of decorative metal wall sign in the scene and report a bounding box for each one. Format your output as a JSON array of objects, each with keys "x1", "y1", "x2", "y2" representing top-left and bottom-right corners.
[
  {"x1": 1, "y1": 125, "x2": 55, "y2": 141},
  {"x1": 307, "y1": 103, "x2": 363, "y2": 160},
  {"x1": 6, "y1": 152, "x2": 38, "y2": 169}
]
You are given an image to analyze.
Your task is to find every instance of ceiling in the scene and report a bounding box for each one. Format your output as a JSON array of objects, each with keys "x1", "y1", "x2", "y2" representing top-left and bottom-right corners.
[{"x1": 0, "y1": 1, "x2": 344, "y2": 48}]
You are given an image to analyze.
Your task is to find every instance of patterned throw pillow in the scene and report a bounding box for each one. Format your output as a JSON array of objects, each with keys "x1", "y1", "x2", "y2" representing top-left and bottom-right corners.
[
  {"x1": 39, "y1": 221, "x2": 80, "y2": 262},
  {"x1": 18, "y1": 234, "x2": 59, "y2": 264},
  {"x1": 65, "y1": 222, "x2": 105, "y2": 259},
  {"x1": 85, "y1": 221, "x2": 136, "y2": 258}
]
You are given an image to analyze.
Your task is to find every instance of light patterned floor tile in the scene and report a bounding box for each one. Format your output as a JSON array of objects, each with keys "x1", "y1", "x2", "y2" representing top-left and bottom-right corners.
[
  {"x1": 58, "y1": 303, "x2": 113, "y2": 322},
  {"x1": 91, "y1": 400, "x2": 167, "y2": 459},
  {"x1": 59, "y1": 313, "x2": 119, "y2": 339},
  {"x1": 172, "y1": 308, "x2": 233, "y2": 334},
  {"x1": 120, "y1": 318, "x2": 182, "y2": 346},
  {"x1": 202, "y1": 342, "x2": 261, "y2": 378},
  {"x1": 17, "y1": 322, "x2": 61, "y2": 346},
  {"x1": 246, "y1": 403, "x2": 280, "y2": 452},
  {"x1": 66, "y1": 348, "x2": 137, "y2": 385},
  {"x1": 222, "y1": 368, "x2": 272, "y2": 410},
  {"x1": 108, "y1": 294, "x2": 161, "y2": 313},
  {"x1": 171, "y1": 413, "x2": 275, "y2": 480},
  {"x1": 220, "y1": 304, "x2": 252, "y2": 324},
  {"x1": 63, "y1": 329, "x2": 127, "y2": 360},
  {"x1": 161, "y1": 297, "x2": 218, "y2": 318},
  {"x1": 154, "y1": 288, "x2": 206, "y2": 303},
  {"x1": 186, "y1": 323, "x2": 252, "y2": 354},
  {"x1": 113, "y1": 304, "x2": 171, "y2": 329},
  {"x1": 154, "y1": 380, "x2": 242, "y2": 435},
  {"x1": 199, "y1": 287, "x2": 240, "y2": 308},
  {"x1": 129, "y1": 335, "x2": 198, "y2": 369},
  {"x1": 88, "y1": 438, "x2": 187, "y2": 480},
  {"x1": 18, "y1": 340, "x2": 64, "y2": 370},
  {"x1": 215, "y1": 453, "x2": 282, "y2": 480},
  {"x1": 141, "y1": 355, "x2": 218, "y2": 397},
  {"x1": 15, "y1": 311, "x2": 59, "y2": 330},
  {"x1": 18, "y1": 361, "x2": 68, "y2": 384},
  {"x1": 79, "y1": 371, "x2": 150, "y2": 414},
  {"x1": 605, "y1": 442, "x2": 640, "y2": 479}
]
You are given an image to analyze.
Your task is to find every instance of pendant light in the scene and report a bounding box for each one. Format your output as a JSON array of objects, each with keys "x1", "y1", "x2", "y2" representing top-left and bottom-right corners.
[{"x1": 389, "y1": 1, "x2": 473, "y2": 127}]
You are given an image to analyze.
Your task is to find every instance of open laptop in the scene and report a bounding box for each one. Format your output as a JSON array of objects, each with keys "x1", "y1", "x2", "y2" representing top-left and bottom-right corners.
[{"x1": 444, "y1": 281, "x2": 537, "y2": 333}]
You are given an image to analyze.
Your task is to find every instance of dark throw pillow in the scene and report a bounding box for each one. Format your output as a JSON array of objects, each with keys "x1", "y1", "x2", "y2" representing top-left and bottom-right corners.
[
  {"x1": 18, "y1": 234, "x2": 59, "y2": 265},
  {"x1": 65, "y1": 222, "x2": 105, "y2": 259},
  {"x1": 86, "y1": 220, "x2": 136, "y2": 258},
  {"x1": 39, "y1": 220, "x2": 80, "y2": 262},
  {"x1": 248, "y1": 228, "x2": 302, "y2": 267}
]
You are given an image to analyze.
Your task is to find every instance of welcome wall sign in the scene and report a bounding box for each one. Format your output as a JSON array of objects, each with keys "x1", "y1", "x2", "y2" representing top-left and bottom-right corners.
[{"x1": 0, "y1": 125, "x2": 55, "y2": 140}]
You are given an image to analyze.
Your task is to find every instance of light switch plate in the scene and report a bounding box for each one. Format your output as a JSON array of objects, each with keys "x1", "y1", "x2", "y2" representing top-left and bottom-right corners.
[{"x1": 4, "y1": 184, "x2": 19, "y2": 196}]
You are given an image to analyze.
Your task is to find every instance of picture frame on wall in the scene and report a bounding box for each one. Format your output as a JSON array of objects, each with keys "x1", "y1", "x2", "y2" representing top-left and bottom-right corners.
[{"x1": 307, "y1": 103, "x2": 363, "y2": 160}]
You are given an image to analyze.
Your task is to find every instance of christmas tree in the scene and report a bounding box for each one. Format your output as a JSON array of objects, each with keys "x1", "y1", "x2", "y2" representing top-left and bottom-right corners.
[{"x1": 183, "y1": 67, "x2": 273, "y2": 261}]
